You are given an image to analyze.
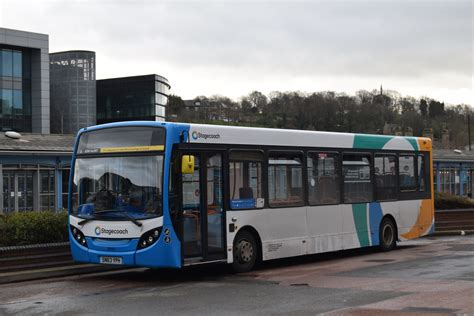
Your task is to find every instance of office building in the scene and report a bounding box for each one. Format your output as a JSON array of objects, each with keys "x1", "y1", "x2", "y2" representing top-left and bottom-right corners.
[
  {"x1": 0, "y1": 28, "x2": 177, "y2": 213},
  {"x1": 0, "y1": 27, "x2": 50, "y2": 134},
  {"x1": 97, "y1": 74, "x2": 170, "y2": 124},
  {"x1": 50, "y1": 50, "x2": 96, "y2": 134}
]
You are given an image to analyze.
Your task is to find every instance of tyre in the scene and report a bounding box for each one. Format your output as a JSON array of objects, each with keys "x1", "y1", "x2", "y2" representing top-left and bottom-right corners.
[
  {"x1": 379, "y1": 217, "x2": 397, "y2": 251},
  {"x1": 232, "y1": 230, "x2": 258, "y2": 273}
]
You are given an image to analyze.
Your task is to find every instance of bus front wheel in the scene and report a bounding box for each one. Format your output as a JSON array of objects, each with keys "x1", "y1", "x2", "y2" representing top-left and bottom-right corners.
[
  {"x1": 232, "y1": 231, "x2": 258, "y2": 273},
  {"x1": 379, "y1": 217, "x2": 397, "y2": 251}
]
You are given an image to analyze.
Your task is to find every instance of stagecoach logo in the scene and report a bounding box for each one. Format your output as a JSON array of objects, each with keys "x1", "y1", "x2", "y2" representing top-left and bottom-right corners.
[
  {"x1": 191, "y1": 131, "x2": 220, "y2": 140},
  {"x1": 94, "y1": 226, "x2": 129, "y2": 236}
]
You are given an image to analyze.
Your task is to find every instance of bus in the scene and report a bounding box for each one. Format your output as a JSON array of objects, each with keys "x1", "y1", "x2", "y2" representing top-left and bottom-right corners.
[{"x1": 68, "y1": 121, "x2": 434, "y2": 272}]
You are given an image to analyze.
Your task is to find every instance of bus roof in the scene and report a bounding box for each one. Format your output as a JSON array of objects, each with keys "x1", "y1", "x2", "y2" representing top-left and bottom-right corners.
[
  {"x1": 186, "y1": 123, "x2": 431, "y2": 152},
  {"x1": 79, "y1": 121, "x2": 431, "y2": 152}
]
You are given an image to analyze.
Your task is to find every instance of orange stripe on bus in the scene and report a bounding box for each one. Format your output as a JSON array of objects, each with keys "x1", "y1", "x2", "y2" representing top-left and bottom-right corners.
[{"x1": 401, "y1": 199, "x2": 434, "y2": 239}]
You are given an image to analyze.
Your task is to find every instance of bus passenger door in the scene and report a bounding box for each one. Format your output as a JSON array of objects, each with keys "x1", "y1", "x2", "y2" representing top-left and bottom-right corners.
[{"x1": 180, "y1": 151, "x2": 226, "y2": 261}]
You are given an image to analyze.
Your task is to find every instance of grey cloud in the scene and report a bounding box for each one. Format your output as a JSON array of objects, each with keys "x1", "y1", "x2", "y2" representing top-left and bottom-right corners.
[
  {"x1": 106, "y1": 1, "x2": 470, "y2": 80},
  {"x1": 3, "y1": 0, "x2": 472, "y2": 101}
]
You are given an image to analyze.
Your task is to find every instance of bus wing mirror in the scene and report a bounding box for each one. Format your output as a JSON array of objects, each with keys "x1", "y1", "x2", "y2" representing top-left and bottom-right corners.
[{"x1": 181, "y1": 155, "x2": 195, "y2": 174}]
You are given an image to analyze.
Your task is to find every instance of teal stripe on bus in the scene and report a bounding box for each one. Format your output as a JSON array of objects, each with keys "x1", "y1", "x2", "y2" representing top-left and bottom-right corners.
[
  {"x1": 353, "y1": 134, "x2": 419, "y2": 151},
  {"x1": 352, "y1": 203, "x2": 370, "y2": 247},
  {"x1": 353, "y1": 135, "x2": 393, "y2": 150},
  {"x1": 406, "y1": 138, "x2": 419, "y2": 151}
]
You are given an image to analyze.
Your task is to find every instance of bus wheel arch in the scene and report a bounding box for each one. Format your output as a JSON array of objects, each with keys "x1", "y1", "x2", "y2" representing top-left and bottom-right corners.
[
  {"x1": 231, "y1": 226, "x2": 262, "y2": 273},
  {"x1": 379, "y1": 215, "x2": 398, "y2": 251}
]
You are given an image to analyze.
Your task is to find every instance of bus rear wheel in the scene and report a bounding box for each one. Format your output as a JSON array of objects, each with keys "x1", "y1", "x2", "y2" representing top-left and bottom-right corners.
[
  {"x1": 379, "y1": 217, "x2": 397, "y2": 251},
  {"x1": 232, "y1": 231, "x2": 258, "y2": 273}
]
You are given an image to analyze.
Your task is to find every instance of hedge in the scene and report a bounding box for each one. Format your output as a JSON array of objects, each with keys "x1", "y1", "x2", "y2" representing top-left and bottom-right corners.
[
  {"x1": 434, "y1": 192, "x2": 474, "y2": 210},
  {"x1": 0, "y1": 211, "x2": 69, "y2": 247}
]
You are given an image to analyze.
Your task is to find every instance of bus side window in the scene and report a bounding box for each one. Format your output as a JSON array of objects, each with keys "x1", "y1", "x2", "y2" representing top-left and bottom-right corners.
[
  {"x1": 399, "y1": 155, "x2": 416, "y2": 191},
  {"x1": 418, "y1": 154, "x2": 426, "y2": 192},
  {"x1": 229, "y1": 151, "x2": 264, "y2": 210},
  {"x1": 268, "y1": 152, "x2": 304, "y2": 207},
  {"x1": 374, "y1": 154, "x2": 397, "y2": 201},
  {"x1": 342, "y1": 153, "x2": 372, "y2": 203},
  {"x1": 307, "y1": 152, "x2": 340, "y2": 205}
]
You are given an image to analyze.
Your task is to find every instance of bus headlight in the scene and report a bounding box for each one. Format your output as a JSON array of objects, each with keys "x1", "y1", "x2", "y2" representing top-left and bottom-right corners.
[
  {"x1": 70, "y1": 225, "x2": 88, "y2": 248},
  {"x1": 137, "y1": 228, "x2": 162, "y2": 250}
]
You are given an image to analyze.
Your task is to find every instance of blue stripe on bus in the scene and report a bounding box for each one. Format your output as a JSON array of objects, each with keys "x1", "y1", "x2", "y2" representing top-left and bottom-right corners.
[{"x1": 368, "y1": 202, "x2": 384, "y2": 246}]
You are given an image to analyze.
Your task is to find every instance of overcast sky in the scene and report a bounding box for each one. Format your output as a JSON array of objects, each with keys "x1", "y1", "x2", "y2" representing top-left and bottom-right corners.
[{"x1": 1, "y1": 0, "x2": 472, "y2": 105}]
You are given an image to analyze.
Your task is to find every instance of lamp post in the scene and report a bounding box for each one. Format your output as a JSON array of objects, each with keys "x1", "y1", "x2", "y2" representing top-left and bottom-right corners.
[{"x1": 468, "y1": 114, "x2": 471, "y2": 151}]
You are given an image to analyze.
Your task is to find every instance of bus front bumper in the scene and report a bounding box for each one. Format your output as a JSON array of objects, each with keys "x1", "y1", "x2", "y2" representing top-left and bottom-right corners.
[{"x1": 69, "y1": 229, "x2": 182, "y2": 268}]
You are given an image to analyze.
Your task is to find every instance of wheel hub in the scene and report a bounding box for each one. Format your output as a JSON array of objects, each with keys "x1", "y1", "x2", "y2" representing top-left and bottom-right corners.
[
  {"x1": 383, "y1": 225, "x2": 393, "y2": 245},
  {"x1": 238, "y1": 240, "x2": 253, "y2": 263}
]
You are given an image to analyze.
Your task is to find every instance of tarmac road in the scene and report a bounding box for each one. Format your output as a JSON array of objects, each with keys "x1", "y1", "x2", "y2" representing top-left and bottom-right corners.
[{"x1": 0, "y1": 236, "x2": 473, "y2": 315}]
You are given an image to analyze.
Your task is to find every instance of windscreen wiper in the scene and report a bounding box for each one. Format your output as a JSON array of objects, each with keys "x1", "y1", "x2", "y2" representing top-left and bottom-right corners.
[
  {"x1": 78, "y1": 209, "x2": 121, "y2": 225},
  {"x1": 77, "y1": 210, "x2": 142, "y2": 227},
  {"x1": 115, "y1": 211, "x2": 143, "y2": 228},
  {"x1": 78, "y1": 209, "x2": 142, "y2": 228},
  {"x1": 78, "y1": 213, "x2": 103, "y2": 226}
]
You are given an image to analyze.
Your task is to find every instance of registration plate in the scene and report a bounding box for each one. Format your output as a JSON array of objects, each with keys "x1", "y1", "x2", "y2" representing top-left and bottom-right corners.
[{"x1": 100, "y1": 256, "x2": 123, "y2": 265}]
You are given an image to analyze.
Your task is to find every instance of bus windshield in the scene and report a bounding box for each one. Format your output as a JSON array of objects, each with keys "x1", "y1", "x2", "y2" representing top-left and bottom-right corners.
[{"x1": 72, "y1": 155, "x2": 163, "y2": 219}]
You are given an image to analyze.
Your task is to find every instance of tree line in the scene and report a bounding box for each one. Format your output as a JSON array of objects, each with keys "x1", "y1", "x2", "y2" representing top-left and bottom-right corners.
[{"x1": 167, "y1": 89, "x2": 472, "y2": 149}]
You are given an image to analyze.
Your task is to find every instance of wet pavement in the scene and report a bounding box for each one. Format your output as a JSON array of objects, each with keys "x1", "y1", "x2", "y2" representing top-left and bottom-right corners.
[{"x1": 0, "y1": 236, "x2": 473, "y2": 315}]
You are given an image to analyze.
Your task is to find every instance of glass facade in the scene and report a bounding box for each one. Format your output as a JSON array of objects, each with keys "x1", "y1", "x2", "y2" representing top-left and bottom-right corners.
[
  {"x1": 97, "y1": 75, "x2": 170, "y2": 124},
  {"x1": 1, "y1": 164, "x2": 71, "y2": 213},
  {"x1": 3, "y1": 169, "x2": 34, "y2": 212},
  {"x1": 434, "y1": 163, "x2": 474, "y2": 197},
  {"x1": 50, "y1": 51, "x2": 96, "y2": 134},
  {"x1": 432, "y1": 158, "x2": 474, "y2": 198},
  {"x1": 0, "y1": 47, "x2": 32, "y2": 132}
]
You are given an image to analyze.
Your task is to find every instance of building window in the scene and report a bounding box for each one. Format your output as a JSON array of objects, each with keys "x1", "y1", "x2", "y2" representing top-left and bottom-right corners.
[
  {"x1": 156, "y1": 105, "x2": 166, "y2": 117},
  {"x1": 375, "y1": 154, "x2": 397, "y2": 201},
  {"x1": 156, "y1": 82, "x2": 169, "y2": 94},
  {"x1": 13, "y1": 51, "x2": 22, "y2": 78},
  {"x1": 155, "y1": 93, "x2": 168, "y2": 105},
  {"x1": 229, "y1": 151, "x2": 264, "y2": 209},
  {"x1": 1, "y1": 89, "x2": 13, "y2": 115},
  {"x1": 268, "y1": 152, "x2": 304, "y2": 207},
  {"x1": 343, "y1": 153, "x2": 372, "y2": 203},
  {"x1": 62, "y1": 169, "x2": 75, "y2": 210},
  {"x1": 40, "y1": 170, "x2": 55, "y2": 211},
  {"x1": 399, "y1": 155, "x2": 416, "y2": 191},
  {"x1": 2, "y1": 167, "x2": 34, "y2": 213},
  {"x1": 1, "y1": 49, "x2": 13, "y2": 77},
  {"x1": 13, "y1": 90, "x2": 23, "y2": 113},
  {"x1": 307, "y1": 152, "x2": 340, "y2": 205}
]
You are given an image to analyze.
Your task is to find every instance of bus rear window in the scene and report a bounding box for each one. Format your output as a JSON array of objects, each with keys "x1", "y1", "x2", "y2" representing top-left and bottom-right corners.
[
  {"x1": 77, "y1": 127, "x2": 165, "y2": 154},
  {"x1": 399, "y1": 155, "x2": 416, "y2": 191}
]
